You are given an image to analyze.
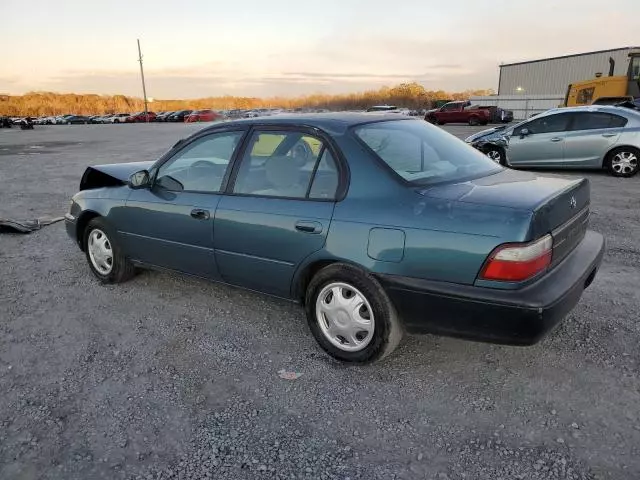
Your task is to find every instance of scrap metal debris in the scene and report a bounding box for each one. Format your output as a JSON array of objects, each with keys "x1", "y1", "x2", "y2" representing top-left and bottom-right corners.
[
  {"x1": 278, "y1": 369, "x2": 303, "y2": 380},
  {"x1": 0, "y1": 217, "x2": 64, "y2": 234}
]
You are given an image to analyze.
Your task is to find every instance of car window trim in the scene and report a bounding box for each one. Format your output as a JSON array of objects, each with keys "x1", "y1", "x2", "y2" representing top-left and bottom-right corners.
[
  {"x1": 149, "y1": 127, "x2": 250, "y2": 194},
  {"x1": 305, "y1": 144, "x2": 326, "y2": 198},
  {"x1": 224, "y1": 124, "x2": 349, "y2": 202}
]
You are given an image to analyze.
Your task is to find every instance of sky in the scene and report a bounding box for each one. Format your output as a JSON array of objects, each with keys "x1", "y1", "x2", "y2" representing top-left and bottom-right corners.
[{"x1": 2, "y1": 0, "x2": 639, "y2": 99}]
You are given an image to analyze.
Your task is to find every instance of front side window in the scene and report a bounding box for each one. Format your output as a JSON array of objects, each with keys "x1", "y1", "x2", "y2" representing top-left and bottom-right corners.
[
  {"x1": 515, "y1": 113, "x2": 571, "y2": 135},
  {"x1": 354, "y1": 119, "x2": 501, "y2": 186},
  {"x1": 155, "y1": 131, "x2": 243, "y2": 192},
  {"x1": 571, "y1": 112, "x2": 628, "y2": 131},
  {"x1": 232, "y1": 131, "x2": 339, "y2": 199}
]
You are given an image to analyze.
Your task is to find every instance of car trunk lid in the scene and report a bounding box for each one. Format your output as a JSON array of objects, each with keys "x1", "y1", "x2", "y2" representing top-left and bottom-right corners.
[{"x1": 418, "y1": 169, "x2": 590, "y2": 262}]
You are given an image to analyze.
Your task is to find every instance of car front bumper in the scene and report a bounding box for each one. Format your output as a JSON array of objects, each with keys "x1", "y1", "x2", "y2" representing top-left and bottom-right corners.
[
  {"x1": 376, "y1": 230, "x2": 605, "y2": 346},
  {"x1": 64, "y1": 213, "x2": 78, "y2": 246}
]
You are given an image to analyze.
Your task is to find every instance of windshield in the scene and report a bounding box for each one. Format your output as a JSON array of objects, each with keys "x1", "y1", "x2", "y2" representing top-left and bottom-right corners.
[{"x1": 354, "y1": 120, "x2": 502, "y2": 186}]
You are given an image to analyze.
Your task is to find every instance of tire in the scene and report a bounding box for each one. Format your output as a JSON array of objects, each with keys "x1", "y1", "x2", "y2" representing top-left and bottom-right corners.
[
  {"x1": 305, "y1": 263, "x2": 403, "y2": 363},
  {"x1": 66, "y1": 121, "x2": 71, "y2": 125},
  {"x1": 426, "y1": 115, "x2": 436, "y2": 124},
  {"x1": 468, "y1": 116, "x2": 480, "y2": 126},
  {"x1": 605, "y1": 147, "x2": 639, "y2": 177},
  {"x1": 485, "y1": 147, "x2": 506, "y2": 166},
  {"x1": 114, "y1": 119, "x2": 119, "y2": 123},
  {"x1": 83, "y1": 217, "x2": 136, "y2": 284}
]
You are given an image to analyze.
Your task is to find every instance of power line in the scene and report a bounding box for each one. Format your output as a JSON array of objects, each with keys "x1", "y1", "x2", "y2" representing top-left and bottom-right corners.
[{"x1": 137, "y1": 39, "x2": 149, "y2": 122}]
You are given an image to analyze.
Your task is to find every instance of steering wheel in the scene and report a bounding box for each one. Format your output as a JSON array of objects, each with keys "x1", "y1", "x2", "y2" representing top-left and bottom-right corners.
[{"x1": 290, "y1": 140, "x2": 313, "y2": 166}]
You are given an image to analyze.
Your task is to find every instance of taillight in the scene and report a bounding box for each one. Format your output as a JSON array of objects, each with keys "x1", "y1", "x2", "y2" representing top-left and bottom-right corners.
[{"x1": 480, "y1": 234, "x2": 553, "y2": 282}]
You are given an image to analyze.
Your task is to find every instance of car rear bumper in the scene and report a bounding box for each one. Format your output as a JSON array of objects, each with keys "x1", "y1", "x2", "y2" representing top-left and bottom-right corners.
[{"x1": 376, "y1": 230, "x2": 605, "y2": 346}]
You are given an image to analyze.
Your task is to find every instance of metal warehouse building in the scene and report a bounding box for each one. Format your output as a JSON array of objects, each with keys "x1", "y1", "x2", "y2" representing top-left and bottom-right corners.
[{"x1": 498, "y1": 46, "x2": 640, "y2": 96}]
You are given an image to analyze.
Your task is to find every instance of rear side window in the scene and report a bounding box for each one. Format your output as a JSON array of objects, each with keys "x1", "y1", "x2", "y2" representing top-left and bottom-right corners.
[
  {"x1": 232, "y1": 131, "x2": 339, "y2": 200},
  {"x1": 354, "y1": 120, "x2": 501, "y2": 186},
  {"x1": 571, "y1": 112, "x2": 628, "y2": 130}
]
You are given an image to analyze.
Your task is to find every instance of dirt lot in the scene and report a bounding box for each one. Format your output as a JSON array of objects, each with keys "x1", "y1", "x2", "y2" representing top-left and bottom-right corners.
[{"x1": 1, "y1": 122, "x2": 639, "y2": 480}]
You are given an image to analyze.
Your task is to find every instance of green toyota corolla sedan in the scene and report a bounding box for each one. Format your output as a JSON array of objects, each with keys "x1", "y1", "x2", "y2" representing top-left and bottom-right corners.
[{"x1": 65, "y1": 114, "x2": 605, "y2": 363}]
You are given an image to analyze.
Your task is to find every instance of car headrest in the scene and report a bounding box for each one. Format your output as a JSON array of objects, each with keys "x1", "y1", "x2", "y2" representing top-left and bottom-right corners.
[{"x1": 264, "y1": 156, "x2": 300, "y2": 189}]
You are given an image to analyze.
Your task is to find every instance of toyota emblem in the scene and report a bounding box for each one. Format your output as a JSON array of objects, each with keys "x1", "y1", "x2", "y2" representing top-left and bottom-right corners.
[{"x1": 569, "y1": 196, "x2": 577, "y2": 209}]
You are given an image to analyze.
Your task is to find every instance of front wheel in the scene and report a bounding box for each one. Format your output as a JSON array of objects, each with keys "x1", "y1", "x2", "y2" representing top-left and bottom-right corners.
[
  {"x1": 305, "y1": 264, "x2": 403, "y2": 363},
  {"x1": 468, "y1": 116, "x2": 480, "y2": 126},
  {"x1": 485, "y1": 147, "x2": 506, "y2": 166},
  {"x1": 83, "y1": 217, "x2": 136, "y2": 284},
  {"x1": 606, "y1": 147, "x2": 639, "y2": 177}
]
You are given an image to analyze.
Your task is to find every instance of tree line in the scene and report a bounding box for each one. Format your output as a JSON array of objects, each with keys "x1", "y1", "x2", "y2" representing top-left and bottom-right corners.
[{"x1": 0, "y1": 83, "x2": 494, "y2": 116}]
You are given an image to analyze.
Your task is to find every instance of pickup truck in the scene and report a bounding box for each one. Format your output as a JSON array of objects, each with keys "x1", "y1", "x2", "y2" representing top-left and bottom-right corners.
[{"x1": 425, "y1": 101, "x2": 491, "y2": 126}]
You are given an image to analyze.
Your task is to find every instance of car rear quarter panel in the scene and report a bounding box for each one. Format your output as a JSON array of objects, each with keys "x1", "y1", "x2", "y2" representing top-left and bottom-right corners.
[{"x1": 294, "y1": 133, "x2": 534, "y2": 290}]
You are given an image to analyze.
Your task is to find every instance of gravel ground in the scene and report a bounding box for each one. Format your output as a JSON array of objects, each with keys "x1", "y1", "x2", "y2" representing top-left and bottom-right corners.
[{"x1": 1, "y1": 122, "x2": 639, "y2": 480}]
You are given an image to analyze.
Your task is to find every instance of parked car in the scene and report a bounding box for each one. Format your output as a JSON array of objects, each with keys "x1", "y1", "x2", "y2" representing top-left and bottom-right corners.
[
  {"x1": 425, "y1": 101, "x2": 491, "y2": 126},
  {"x1": 107, "y1": 113, "x2": 130, "y2": 124},
  {"x1": 167, "y1": 110, "x2": 193, "y2": 122},
  {"x1": 54, "y1": 115, "x2": 74, "y2": 124},
  {"x1": 465, "y1": 105, "x2": 640, "y2": 177},
  {"x1": 474, "y1": 106, "x2": 514, "y2": 124},
  {"x1": 65, "y1": 114, "x2": 604, "y2": 363},
  {"x1": 126, "y1": 112, "x2": 157, "y2": 123},
  {"x1": 185, "y1": 109, "x2": 221, "y2": 122},
  {"x1": 366, "y1": 105, "x2": 399, "y2": 112},
  {"x1": 62, "y1": 115, "x2": 91, "y2": 125},
  {"x1": 155, "y1": 111, "x2": 175, "y2": 122}
]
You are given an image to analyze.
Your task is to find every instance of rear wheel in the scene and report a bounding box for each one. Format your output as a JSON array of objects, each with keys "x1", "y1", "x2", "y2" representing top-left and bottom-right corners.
[
  {"x1": 83, "y1": 217, "x2": 136, "y2": 284},
  {"x1": 606, "y1": 147, "x2": 639, "y2": 177},
  {"x1": 469, "y1": 116, "x2": 480, "y2": 126},
  {"x1": 305, "y1": 264, "x2": 403, "y2": 363}
]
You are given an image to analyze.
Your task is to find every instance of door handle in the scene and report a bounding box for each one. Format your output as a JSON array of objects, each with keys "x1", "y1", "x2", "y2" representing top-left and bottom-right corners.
[
  {"x1": 190, "y1": 208, "x2": 210, "y2": 220},
  {"x1": 550, "y1": 137, "x2": 563, "y2": 142},
  {"x1": 295, "y1": 221, "x2": 323, "y2": 234},
  {"x1": 602, "y1": 133, "x2": 617, "y2": 138}
]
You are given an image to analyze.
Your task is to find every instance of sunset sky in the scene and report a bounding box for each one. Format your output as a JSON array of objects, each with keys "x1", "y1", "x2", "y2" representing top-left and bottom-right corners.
[{"x1": 3, "y1": 0, "x2": 639, "y2": 98}]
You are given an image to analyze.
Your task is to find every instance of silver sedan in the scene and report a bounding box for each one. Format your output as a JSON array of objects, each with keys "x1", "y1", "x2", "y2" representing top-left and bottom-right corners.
[{"x1": 465, "y1": 105, "x2": 640, "y2": 177}]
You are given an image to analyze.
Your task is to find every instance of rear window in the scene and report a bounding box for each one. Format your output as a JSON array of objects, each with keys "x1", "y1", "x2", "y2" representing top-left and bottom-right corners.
[{"x1": 354, "y1": 120, "x2": 502, "y2": 186}]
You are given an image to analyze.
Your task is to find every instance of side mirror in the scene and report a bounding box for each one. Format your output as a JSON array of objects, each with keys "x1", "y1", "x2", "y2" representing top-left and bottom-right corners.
[
  {"x1": 519, "y1": 128, "x2": 530, "y2": 139},
  {"x1": 129, "y1": 170, "x2": 150, "y2": 189}
]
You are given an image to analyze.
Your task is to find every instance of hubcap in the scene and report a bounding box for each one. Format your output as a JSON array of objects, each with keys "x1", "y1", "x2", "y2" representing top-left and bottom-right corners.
[
  {"x1": 315, "y1": 282, "x2": 374, "y2": 352},
  {"x1": 612, "y1": 151, "x2": 638, "y2": 175},
  {"x1": 88, "y1": 229, "x2": 113, "y2": 275},
  {"x1": 487, "y1": 150, "x2": 502, "y2": 163}
]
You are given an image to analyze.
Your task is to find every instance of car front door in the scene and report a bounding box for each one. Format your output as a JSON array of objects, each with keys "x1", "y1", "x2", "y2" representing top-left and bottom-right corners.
[
  {"x1": 214, "y1": 128, "x2": 343, "y2": 297},
  {"x1": 562, "y1": 112, "x2": 627, "y2": 167},
  {"x1": 507, "y1": 112, "x2": 572, "y2": 166},
  {"x1": 118, "y1": 129, "x2": 246, "y2": 279}
]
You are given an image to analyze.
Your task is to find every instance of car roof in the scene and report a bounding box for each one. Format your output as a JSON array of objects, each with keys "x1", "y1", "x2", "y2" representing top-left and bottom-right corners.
[
  {"x1": 540, "y1": 105, "x2": 640, "y2": 117},
  {"x1": 199, "y1": 113, "x2": 415, "y2": 135}
]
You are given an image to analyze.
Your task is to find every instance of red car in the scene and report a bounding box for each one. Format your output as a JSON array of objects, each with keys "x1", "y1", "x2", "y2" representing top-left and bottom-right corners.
[
  {"x1": 125, "y1": 111, "x2": 157, "y2": 123},
  {"x1": 425, "y1": 101, "x2": 490, "y2": 126},
  {"x1": 184, "y1": 109, "x2": 221, "y2": 123}
]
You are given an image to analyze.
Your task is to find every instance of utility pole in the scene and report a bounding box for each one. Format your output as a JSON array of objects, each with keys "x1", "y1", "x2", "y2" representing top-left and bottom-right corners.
[{"x1": 137, "y1": 39, "x2": 149, "y2": 122}]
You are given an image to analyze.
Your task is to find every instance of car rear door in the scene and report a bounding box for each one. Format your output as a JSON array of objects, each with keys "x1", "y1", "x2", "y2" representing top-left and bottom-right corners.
[
  {"x1": 562, "y1": 111, "x2": 627, "y2": 167},
  {"x1": 214, "y1": 127, "x2": 343, "y2": 297},
  {"x1": 118, "y1": 128, "x2": 247, "y2": 279},
  {"x1": 507, "y1": 112, "x2": 572, "y2": 166}
]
